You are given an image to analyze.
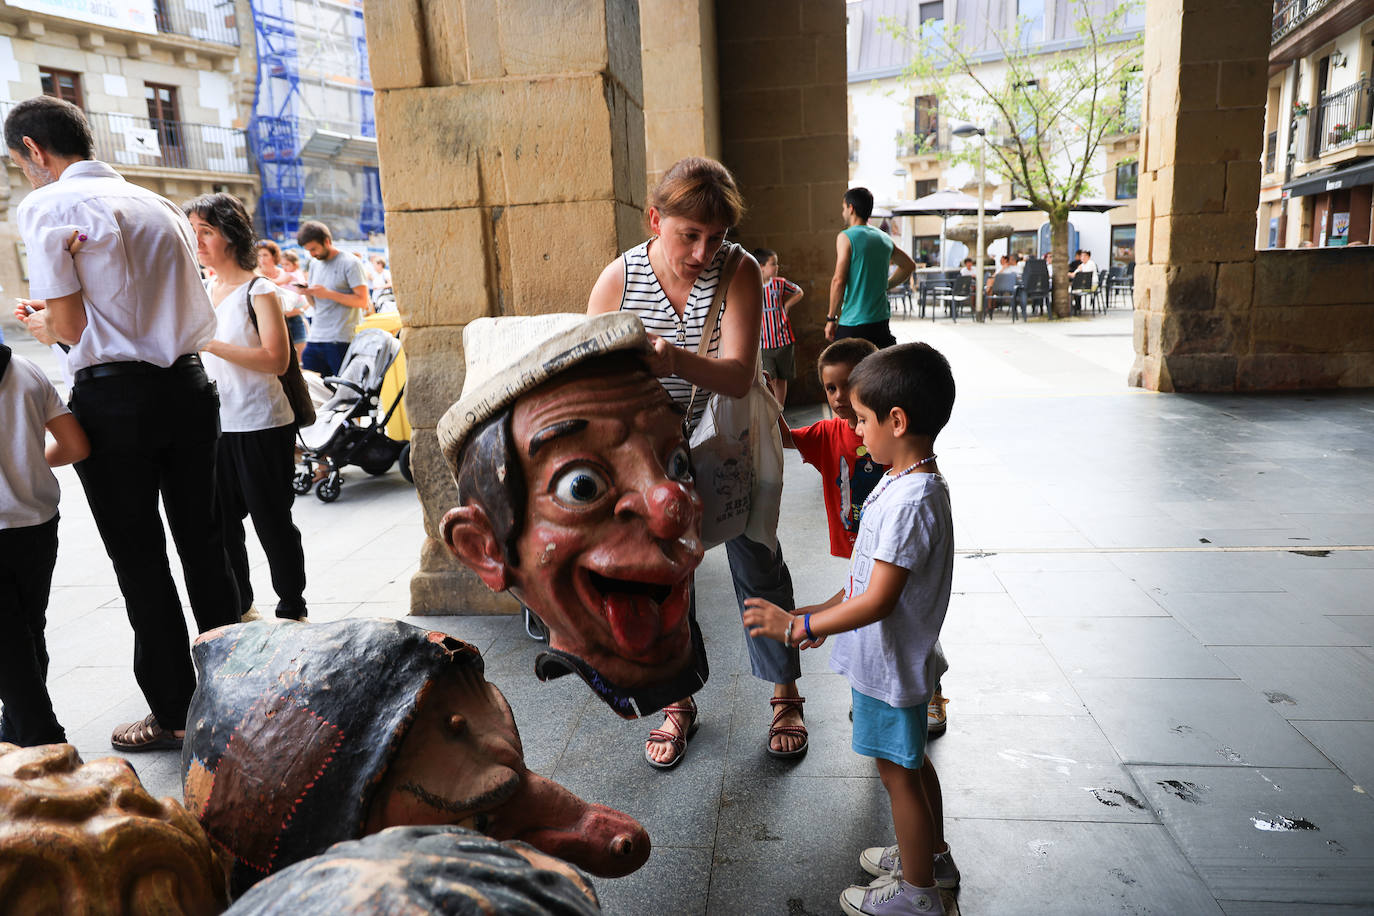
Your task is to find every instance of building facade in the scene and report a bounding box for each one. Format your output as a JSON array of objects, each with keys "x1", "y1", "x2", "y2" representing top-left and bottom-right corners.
[
  {"x1": 846, "y1": 0, "x2": 1144, "y2": 268},
  {"x1": 0, "y1": 0, "x2": 259, "y2": 305},
  {"x1": 1260, "y1": 0, "x2": 1374, "y2": 249}
]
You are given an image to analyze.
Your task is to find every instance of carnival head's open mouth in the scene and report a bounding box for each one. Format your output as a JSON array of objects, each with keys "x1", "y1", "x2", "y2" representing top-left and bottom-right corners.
[{"x1": 584, "y1": 570, "x2": 689, "y2": 657}]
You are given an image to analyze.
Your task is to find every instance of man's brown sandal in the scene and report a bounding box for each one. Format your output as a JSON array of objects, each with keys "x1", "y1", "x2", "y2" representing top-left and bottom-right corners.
[
  {"x1": 767, "y1": 696, "x2": 808, "y2": 759},
  {"x1": 111, "y1": 713, "x2": 183, "y2": 752},
  {"x1": 644, "y1": 700, "x2": 699, "y2": 770}
]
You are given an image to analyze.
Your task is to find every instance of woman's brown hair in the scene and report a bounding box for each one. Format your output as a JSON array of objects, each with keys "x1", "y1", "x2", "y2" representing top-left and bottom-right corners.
[
  {"x1": 648, "y1": 156, "x2": 746, "y2": 230},
  {"x1": 255, "y1": 238, "x2": 282, "y2": 261}
]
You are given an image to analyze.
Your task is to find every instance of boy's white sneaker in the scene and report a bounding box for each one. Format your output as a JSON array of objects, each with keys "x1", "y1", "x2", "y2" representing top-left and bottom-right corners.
[
  {"x1": 927, "y1": 691, "x2": 948, "y2": 736},
  {"x1": 859, "y1": 845, "x2": 960, "y2": 889},
  {"x1": 840, "y1": 878, "x2": 944, "y2": 916}
]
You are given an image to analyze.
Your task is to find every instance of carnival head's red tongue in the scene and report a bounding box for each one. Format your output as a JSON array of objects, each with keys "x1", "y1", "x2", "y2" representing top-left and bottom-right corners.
[{"x1": 604, "y1": 592, "x2": 660, "y2": 655}]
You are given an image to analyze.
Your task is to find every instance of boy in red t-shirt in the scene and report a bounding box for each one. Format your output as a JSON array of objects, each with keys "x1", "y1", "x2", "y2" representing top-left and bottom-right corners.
[{"x1": 782, "y1": 338, "x2": 950, "y2": 735}]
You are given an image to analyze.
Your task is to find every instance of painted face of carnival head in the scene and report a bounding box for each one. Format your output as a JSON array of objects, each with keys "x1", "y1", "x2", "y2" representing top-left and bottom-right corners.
[{"x1": 438, "y1": 313, "x2": 709, "y2": 719}]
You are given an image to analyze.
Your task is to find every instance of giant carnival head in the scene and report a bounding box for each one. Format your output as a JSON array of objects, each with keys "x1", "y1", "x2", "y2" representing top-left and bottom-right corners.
[
  {"x1": 182, "y1": 619, "x2": 649, "y2": 896},
  {"x1": 437, "y1": 313, "x2": 707, "y2": 719},
  {"x1": 0, "y1": 742, "x2": 228, "y2": 913}
]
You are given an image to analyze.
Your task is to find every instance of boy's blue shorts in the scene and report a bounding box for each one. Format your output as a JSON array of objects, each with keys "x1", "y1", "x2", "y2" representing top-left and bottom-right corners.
[{"x1": 851, "y1": 688, "x2": 928, "y2": 769}]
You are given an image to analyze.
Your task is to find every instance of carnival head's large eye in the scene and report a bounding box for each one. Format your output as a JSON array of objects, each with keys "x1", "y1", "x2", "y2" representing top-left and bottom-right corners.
[
  {"x1": 552, "y1": 464, "x2": 610, "y2": 507},
  {"x1": 666, "y1": 445, "x2": 692, "y2": 482}
]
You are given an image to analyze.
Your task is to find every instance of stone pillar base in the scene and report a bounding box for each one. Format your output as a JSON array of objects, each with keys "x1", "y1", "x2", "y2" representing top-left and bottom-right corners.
[{"x1": 410, "y1": 536, "x2": 520, "y2": 616}]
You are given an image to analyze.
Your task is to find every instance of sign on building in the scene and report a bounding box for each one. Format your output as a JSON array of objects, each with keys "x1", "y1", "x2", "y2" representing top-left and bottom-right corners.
[{"x1": 7, "y1": 0, "x2": 157, "y2": 35}]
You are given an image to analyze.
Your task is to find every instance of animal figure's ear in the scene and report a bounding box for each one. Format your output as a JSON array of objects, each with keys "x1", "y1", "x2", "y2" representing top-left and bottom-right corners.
[{"x1": 442, "y1": 505, "x2": 511, "y2": 592}]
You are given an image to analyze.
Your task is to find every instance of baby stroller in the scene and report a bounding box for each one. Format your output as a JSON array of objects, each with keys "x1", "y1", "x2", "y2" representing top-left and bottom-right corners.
[{"x1": 293, "y1": 327, "x2": 411, "y2": 503}]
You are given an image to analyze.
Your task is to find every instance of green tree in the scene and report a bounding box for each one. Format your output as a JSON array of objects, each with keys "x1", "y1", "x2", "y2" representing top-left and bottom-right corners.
[{"x1": 889, "y1": 0, "x2": 1142, "y2": 318}]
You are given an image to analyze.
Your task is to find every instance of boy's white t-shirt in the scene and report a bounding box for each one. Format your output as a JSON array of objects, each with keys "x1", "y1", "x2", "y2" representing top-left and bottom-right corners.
[
  {"x1": 829, "y1": 471, "x2": 953, "y2": 708},
  {"x1": 0, "y1": 353, "x2": 69, "y2": 529}
]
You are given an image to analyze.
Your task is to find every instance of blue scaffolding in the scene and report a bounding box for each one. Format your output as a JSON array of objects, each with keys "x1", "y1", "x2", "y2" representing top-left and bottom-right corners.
[{"x1": 248, "y1": 0, "x2": 380, "y2": 242}]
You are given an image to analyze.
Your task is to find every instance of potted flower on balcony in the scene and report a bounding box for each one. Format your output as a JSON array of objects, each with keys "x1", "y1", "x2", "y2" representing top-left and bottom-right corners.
[
  {"x1": 1292, "y1": 101, "x2": 1310, "y2": 117},
  {"x1": 1331, "y1": 123, "x2": 1352, "y2": 144}
]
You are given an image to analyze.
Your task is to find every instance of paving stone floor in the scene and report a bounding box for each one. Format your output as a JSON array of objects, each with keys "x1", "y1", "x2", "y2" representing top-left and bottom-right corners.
[{"x1": 9, "y1": 305, "x2": 1374, "y2": 915}]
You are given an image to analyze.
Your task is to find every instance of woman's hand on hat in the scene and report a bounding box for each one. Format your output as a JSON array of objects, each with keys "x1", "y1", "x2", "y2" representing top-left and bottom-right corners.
[{"x1": 645, "y1": 333, "x2": 678, "y2": 378}]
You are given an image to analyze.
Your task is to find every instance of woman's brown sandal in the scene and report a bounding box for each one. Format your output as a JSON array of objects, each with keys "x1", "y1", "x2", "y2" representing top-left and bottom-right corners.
[
  {"x1": 644, "y1": 700, "x2": 699, "y2": 770},
  {"x1": 111, "y1": 713, "x2": 183, "y2": 752},
  {"x1": 767, "y1": 696, "x2": 808, "y2": 759}
]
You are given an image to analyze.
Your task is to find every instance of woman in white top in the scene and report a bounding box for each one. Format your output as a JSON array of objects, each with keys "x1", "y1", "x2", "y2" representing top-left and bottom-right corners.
[
  {"x1": 588, "y1": 157, "x2": 807, "y2": 769},
  {"x1": 186, "y1": 193, "x2": 308, "y2": 622},
  {"x1": 255, "y1": 238, "x2": 309, "y2": 360}
]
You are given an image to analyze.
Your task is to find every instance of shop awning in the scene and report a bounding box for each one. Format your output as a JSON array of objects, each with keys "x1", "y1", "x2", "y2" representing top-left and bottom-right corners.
[{"x1": 1282, "y1": 159, "x2": 1374, "y2": 197}]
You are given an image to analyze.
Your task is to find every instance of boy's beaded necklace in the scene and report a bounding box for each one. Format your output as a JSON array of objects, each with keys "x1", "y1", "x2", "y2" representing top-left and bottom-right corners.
[{"x1": 859, "y1": 454, "x2": 937, "y2": 523}]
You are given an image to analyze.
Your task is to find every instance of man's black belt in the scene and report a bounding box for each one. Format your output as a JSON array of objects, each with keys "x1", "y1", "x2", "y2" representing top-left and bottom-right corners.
[{"x1": 74, "y1": 353, "x2": 202, "y2": 384}]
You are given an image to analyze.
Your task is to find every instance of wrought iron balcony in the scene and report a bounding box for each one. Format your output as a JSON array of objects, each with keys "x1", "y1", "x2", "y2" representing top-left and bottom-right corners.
[
  {"x1": 0, "y1": 104, "x2": 256, "y2": 174},
  {"x1": 1307, "y1": 78, "x2": 1373, "y2": 158},
  {"x1": 154, "y1": 0, "x2": 241, "y2": 47},
  {"x1": 1273, "y1": 0, "x2": 1338, "y2": 44},
  {"x1": 899, "y1": 130, "x2": 946, "y2": 157}
]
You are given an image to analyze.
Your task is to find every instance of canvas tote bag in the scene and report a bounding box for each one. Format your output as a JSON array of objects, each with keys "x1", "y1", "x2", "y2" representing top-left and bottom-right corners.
[{"x1": 684, "y1": 246, "x2": 786, "y2": 551}]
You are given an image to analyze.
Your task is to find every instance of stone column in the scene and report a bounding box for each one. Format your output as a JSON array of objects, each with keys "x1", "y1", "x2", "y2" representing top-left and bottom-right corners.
[
  {"x1": 363, "y1": 0, "x2": 645, "y2": 614},
  {"x1": 641, "y1": 0, "x2": 721, "y2": 188},
  {"x1": 715, "y1": 0, "x2": 849, "y2": 404},
  {"x1": 1130, "y1": 0, "x2": 1270, "y2": 391}
]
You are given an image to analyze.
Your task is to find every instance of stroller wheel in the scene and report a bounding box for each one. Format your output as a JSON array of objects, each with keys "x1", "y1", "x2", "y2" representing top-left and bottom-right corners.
[
  {"x1": 316, "y1": 475, "x2": 342, "y2": 503},
  {"x1": 292, "y1": 469, "x2": 315, "y2": 495},
  {"x1": 398, "y1": 442, "x2": 413, "y2": 484}
]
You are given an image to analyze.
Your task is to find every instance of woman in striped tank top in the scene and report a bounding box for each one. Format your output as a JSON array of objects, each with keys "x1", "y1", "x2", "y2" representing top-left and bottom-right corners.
[{"x1": 588, "y1": 157, "x2": 809, "y2": 768}]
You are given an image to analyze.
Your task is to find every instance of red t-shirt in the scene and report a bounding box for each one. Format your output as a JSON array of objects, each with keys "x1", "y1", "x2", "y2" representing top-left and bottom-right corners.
[{"x1": 790, "y1": 417, "x2": 890, "y2": 558}]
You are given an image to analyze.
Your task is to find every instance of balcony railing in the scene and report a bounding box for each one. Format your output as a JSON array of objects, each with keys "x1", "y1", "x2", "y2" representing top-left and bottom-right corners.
[
  {"x1": 1272, "y1": 0, "x2": 1336, "y2": 44},
  {"x1": 900, "y1": 131, "x2": 946, "y2": 157},
  {"x1": 1265, "y1": 130, "x2": 1278, "y2": 173},
  {"x1": 1308, "y1": 78, "x2": 1374, "y2": 158},
  {"x1": 154, "y1": 0, "x2": 241, "y2": 47},
  {"x1": 80, "y1": 110, "x2": 252, "y2": 174}
]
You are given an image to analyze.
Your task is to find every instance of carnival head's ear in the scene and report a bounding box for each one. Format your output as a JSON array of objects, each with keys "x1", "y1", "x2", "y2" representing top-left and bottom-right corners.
[
  {"x1": 0, "y1": 742, "x2": 229, "y2": 914},
  {"x1": 441, "y1": 408, "x2": 523, "y2": 592}
]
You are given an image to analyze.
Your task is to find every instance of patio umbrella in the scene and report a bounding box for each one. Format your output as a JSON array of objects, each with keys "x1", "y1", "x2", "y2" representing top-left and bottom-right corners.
[
  {"x1": 999, "y1": 197, "x2": 1126, "y2": 213},
  {"x1": 891, "y1": 190, "x2": 1002, "y2": 266}
]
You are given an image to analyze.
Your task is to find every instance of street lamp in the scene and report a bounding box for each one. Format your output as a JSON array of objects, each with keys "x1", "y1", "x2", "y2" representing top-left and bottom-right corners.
[{"x1": 952, "y1": 123, "x2": 987, "y2": 321}]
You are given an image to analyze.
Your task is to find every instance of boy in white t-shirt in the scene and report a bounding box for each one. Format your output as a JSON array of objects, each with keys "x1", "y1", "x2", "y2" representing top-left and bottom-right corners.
[
  {"x1": 745, "y1": 342, "x2": 958, "y2": 916},
  {"x1": 0, "y1": 344, "x2": 89, "y2": 746}
]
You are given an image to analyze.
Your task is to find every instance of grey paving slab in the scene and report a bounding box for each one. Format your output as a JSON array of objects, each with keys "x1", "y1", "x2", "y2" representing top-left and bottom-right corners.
[
  {"x1": 1107, "y1": 551, "x2": 1284, "y2": 595},
  {"x1": 940, "y1": 592, "x2": 1041, "y2": 647},
  {"x1": 1328, "y1": 614, "x2": 1374, "y2": 644},
  {"x1": 998, "y1": 568, "x2": 1168, "y2": 617},
  {"x1": 1253, "y1": 568, "x2": 1374, "y2": 613},
  {"x1": 722, "y1": 672, "x2": 872, "y2": 780},
  {"x1": 1290, "y1": 721, "x2": 1374, "y2": 789},
  {"x1": 1131, "y1": 765, "x2": 1374, "y2": 907},
  {"x1": 945, "y1": 818, "x2": 1223, "y2": 916},
  {"x1": 928, "y1": 714, "x2": 1154, "y2": 823},
  {"x1": 1073, "y1": 677, "x2": 1332, "y2": 768},
  {"x1": 1209, "y1": 646, "x2": 1374, "y2": 721},
  {"x1": 1032, "y1": 617, "x2": 1237, "y2": 680},
  {"x1": 939, "y1": 642, "x2": 1088, "y2": 717},
  {"x1": 1154, "y1": 592, "x2": 1367, "y2": 647},
  {"x1": 1219, "y1": 902, "x2": 1374, "y2": 915},
  {"x1": 707, "y1": 774, "x2": 894, "y2": 916},
  {"x1": 594, "y1": 846, "x2": 713, "y2": 916}
]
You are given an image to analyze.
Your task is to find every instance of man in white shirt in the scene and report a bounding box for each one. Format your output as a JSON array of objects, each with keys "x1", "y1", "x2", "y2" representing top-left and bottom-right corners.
[{"x1": 5, "y1": 96, "x2": 239, "y2": 753}]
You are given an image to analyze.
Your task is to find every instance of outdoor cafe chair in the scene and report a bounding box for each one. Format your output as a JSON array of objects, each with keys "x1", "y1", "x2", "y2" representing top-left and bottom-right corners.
[
  {"x1": 986, "y1": 270, "x2": 1020, "y2": 321},
  {"x1": 936, "y1": 275, "x2": 974, "y2": 322},
  {"x1": 1021, "y1": 259, "x2": 1051, "y2": 316},
  {"x1": 1070, "y1": 268, "x2": 1101, "y2": 315}
]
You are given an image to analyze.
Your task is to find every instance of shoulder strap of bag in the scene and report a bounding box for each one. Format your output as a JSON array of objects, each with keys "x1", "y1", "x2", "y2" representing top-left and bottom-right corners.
[
  {"x1": 684, "y1": 243, "x2": 744, "y2": 421},
  {"x1": 0, "y1": 343, "x2": 11, "y2": 384}
]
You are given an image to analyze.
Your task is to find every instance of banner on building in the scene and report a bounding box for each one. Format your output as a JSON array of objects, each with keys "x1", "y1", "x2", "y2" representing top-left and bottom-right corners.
[
  {"x1": 8, "y1": 0, "x2": 157, "y2": 35},
  {"x1": 124, "y1": 127, "x2": 162, "y2": 158}
]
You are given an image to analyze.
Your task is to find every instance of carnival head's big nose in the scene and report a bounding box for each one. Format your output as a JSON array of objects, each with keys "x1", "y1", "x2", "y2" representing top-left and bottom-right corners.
[
  {"x1": 643, "y1": 480, "x2": 695, "y2": 541},
  {"x1": 493, "y1": 769, "x2": 650, "y2": 878}
]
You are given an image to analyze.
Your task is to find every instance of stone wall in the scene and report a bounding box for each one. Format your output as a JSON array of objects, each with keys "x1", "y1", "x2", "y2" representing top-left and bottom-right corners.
[
  {"x1": 641, "y1": 0, "x2": 720, "y2": 189},
  {"x1": 715, "y1": 0, "x2": 849, "y2": 405},
  {"x1": 363, "y1": 0, "x2": 645, "y2": 614},
  {"x1": 1131, "y1": 0, "x2": 1374, "y2": 392}
]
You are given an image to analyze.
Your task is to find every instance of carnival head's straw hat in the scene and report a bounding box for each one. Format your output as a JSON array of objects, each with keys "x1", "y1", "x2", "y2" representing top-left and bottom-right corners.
[{"x1": 436, "y1": 311, "x2": 648, "y2": 469}]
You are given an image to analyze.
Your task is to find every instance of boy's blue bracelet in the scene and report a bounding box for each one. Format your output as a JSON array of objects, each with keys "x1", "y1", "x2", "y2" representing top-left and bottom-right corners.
[{"x1": 803, "y1": 613, "x2": 815, "y2": 641}]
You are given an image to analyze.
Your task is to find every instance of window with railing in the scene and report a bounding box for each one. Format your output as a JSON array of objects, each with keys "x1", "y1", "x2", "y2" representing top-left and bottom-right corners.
[
  {"x1": 1265, "y1": 130, "x2": 1278, "y2": 173},
  {"x1": 919, "y1": 1, "x2": 944, "y2": 41},
  {"x1": 1273, "y1": 0, "x2": 1336, "y2": 44},
  {"x1": 915, "y1": 179, "x2": 938, "y2": 199},
  {"x1": 913, "y1": 95, "x2": 940, "y2": 154},
  {"x1": 1309, "y1": 77, "x2": 1373, "y2": 157},
  {"x1": 154, "y1": 0, "x2": 240, "y2": 47}
]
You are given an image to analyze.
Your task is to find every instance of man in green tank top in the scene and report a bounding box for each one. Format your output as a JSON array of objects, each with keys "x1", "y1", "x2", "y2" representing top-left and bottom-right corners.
[{"x1": 825, "y1": 187, "x2": 916, "y2": 348}]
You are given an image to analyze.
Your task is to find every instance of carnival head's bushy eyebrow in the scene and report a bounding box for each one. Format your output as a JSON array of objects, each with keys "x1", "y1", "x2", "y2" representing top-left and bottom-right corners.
[{"x1": 527, "y1": 419, "x2": 589, "y2": 459}]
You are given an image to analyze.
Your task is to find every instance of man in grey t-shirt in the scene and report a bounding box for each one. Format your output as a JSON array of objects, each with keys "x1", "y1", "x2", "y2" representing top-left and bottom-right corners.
[{"x1": 297, "y1": 219, "x2": 370, "y2": 376}]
